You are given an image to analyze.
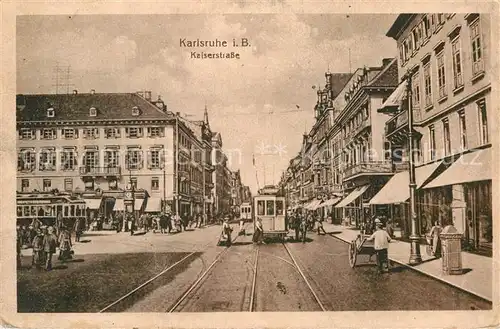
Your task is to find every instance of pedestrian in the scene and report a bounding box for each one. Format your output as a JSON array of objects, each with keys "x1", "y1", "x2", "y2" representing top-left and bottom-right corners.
[
  {"x1": 429, "y1": 220, "x2": 442, "y2": 257},
  {"x1": 43, "y1": 226, "x2": 58, "y2": 271},
  {"x1": 58, "y1": 226, "x2": 73, "y2": 262},
  {"x1": 365, "y1": 218, "x2": 392, "y2": 273},
  {"x1": 74, "y1": 217, "x2": 83, "y2": 242},
  {"x1": 31, "y1": 230, "x2": 45, "y2": 269},
  {"x1": 385, "y1": 219, "x2": 395, "y2": 239},
  {"x1": 182, "y1": 212, "x2": 189, "y2": 231},
  {"x1": 127, "y1": 213, "x2": 135, "y2": 236},
  {"x1": 300, "y1": 215, "x2": 308, "y2": 243},
  {"x1": 222, "y1": 218, "x2": 233, "y2": 247},
  {"x1": 253, "y1": 218, "x2": 264, "y2": 244},
  {"x1": 317, "y1": 216, "x2": 327, "y2": 235}
]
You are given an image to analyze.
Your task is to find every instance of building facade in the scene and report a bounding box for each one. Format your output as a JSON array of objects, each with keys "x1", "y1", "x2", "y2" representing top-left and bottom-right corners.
[
  {"x1": 381, "y1": 13, "x2": 492, "y2": 253},
  {"x1": 17, "y1": 91, "x2": 238, "y2": 222}
]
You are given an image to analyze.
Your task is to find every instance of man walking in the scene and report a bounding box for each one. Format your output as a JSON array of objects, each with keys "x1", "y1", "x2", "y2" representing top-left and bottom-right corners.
[
  {"x1": 366, "y1": 218, "x2": 392, "y2": 273},
  {"x1": 317, "y1": 215, "x2": 327, "y2": 235},
  {"x1": 43, "y1": 226, "x2": 58, "y2": 271},
  {"x1": 300, "y1": 213, "x2": 308, "y2": 243}
]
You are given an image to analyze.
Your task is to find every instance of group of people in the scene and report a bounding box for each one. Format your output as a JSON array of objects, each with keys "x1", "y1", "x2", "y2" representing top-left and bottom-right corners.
[
  {"x1": 287, "y1": 210, "x2": 327, "y2": 242},
  {"x1": 17, "y1": 218, "x2": 79, "y2": 271}
]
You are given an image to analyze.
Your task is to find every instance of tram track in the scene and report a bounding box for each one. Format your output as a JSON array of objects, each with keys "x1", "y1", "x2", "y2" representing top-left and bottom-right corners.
[{"x1": 98, "y1": 223, "x2": 249, "y2": 313}]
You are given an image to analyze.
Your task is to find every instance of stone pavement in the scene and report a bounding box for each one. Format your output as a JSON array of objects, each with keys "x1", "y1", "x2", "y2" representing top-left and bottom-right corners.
[{"x1": 323, "y1": 222, "x2": 493, "y2": 302}]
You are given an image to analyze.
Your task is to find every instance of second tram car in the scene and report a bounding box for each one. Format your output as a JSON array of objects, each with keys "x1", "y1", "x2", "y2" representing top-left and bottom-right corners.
[
  {"x1": 253, "y1": 185, "x2": 288, "y2": 240},
  {"x1": 240, "y1": 202, "x2": 252, "y2": 222}
]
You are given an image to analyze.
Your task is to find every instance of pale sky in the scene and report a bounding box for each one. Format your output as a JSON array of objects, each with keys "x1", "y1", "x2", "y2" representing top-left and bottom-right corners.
[{"x1": 17, "y1": 14, "x2": 398, "y2": 194}]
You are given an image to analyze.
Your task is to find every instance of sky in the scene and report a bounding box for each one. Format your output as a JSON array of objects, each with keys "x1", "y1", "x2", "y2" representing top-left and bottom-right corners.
[{"x1": 17, "y1": 13, "x2": 398, "y2": 194}]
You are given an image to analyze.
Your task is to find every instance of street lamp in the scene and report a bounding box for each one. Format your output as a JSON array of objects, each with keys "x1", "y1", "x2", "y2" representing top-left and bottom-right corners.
[{"x1": 404, "y1": 70, "x2": 422, "y2": 265}]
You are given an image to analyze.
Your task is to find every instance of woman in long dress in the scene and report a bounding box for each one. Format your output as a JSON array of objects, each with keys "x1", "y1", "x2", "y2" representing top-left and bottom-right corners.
[
  {"x1": 429, "y1": 220, "x2": 442, "y2": 257},
  {"x1": 58, "y1": 227, "x2": 73, "y2": 262}
]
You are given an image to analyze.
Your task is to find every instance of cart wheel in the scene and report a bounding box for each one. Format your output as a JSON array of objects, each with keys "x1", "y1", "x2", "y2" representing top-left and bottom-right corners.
[{"x1": 348, "y1": 241, "x2": 357, "y2": 268}]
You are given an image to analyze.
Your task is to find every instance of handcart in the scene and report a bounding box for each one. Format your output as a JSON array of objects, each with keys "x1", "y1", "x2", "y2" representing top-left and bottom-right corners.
[{"x1": 348, "y1": 233, "x2": 377, "y2": 268}]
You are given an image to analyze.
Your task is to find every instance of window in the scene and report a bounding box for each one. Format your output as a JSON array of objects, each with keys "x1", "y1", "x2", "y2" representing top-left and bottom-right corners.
[
  {"x1": 46, "y1": 108, "x2": 55, "y2": 118},
  {"x1": 411, "y1": 71, "x2": 421, "y2": 108},
  {"x1": 429, "y1": 125, "x2": 436, "y2": 160},
  {"x1": 148, "y1": 149, "x2": 162, "y2": 169},
  {"x1": 83, "y1": 128, "x2": 99, "y2": 139},
  {"x1": 39, "y1": 149, "x2": 56, "y2": 171},
  {"x1": 151, "y1": 177, "x2": 159, "y2": 191},
  {"x1": 458, "y1": 110, "x2": 467, "y2": 149},
  {"x1": 19, "y1": 128, "x2": 35, "y2": 140},
  {"x1": 63, "y1": 128, "x2": 78, "y2": 139},
  {"x1": 61, "y1": 148, "x2": 77, "y2": 170},
  {"x1": 412, "y1": 28, "x2": 420, "y2": 49},
  {"x1": 104, "y1": 149, "x2": 120, "y2": 168},
  {"x1": 423, "y1": 15, "x2": 431, "y2": 39},
  {"x1": 470, "y1": 18, "x2": 484, "y2": 76},
  {"x1": 43, "y1": 179, "x2": 51, "y2": 192},
  {"x1": 148, "y1": 127, "x2": 164, "y2": 138},
  {"x1": 64, "y1": 178, "x2": 73, "y2": 191},
  {"x1": 436, "y1": 51, "x2": 447, "y2": 99},
  {"x1": 132, "y1": 106, "x2": 140, "y2": 116},
  {"x1": 105, "y1": 127, "x2": 121, "y2": 138},
  {"x1": 423, "y1": 62, "x2": 432, "y2": 107},
  {"x1": 18, "y1": 149, "x2": 36, "y2": 171},
  {"x1": 257, "y1": 200, "x2": 265, "y2": 215},
  {"x1": 276, "y1": 200, "x2": 284, "y2": 215},
  {"x1": 126, "y1": 149, "x2": 143, "y2": 170},
  {"x1": 41, "y1": 128, "x2": 57, "y2": 140},
  {"x1": 437, "y1": 14, "x2": 445, "y2": 25},
  {"x1": 126, "y1": 127, "x2": 143, "y2": 138},
  {"x1": 443, "y1": 119, "x2": 451, "y2": 156},
  {"x1": 89, "y1": 107, "x2": 97, "y2": 117},
  {"x1": 21, "y1": 179, "x2": 29, "y2": 192},
  {"x1": 451, "y1": 37, "x2": 463, "y2": 89},
  {"x1": 266, "y1": 200, "x2": 275, "y2": 216},
  {"x1": 478, "y1": 99, "x2": 488, "y2": 145},
  {"x1": 84, "y1": 150, "x2": 99, "y2": 169}
]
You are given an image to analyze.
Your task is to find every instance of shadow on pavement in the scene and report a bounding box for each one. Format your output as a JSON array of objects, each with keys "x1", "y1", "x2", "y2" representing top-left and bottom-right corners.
[
  {"x1": 328, "y1": 231, "x2": 343, "y2": 235},
  {"x1": 78, "y1": 239, "x2": 91, "y2": 243},
  {"x1": 284, "y1": 237, "x2": 314, "y2": 244},
  {"x1": 231, "y1": 241, "x2": 254, "y2": 246},
  {"x1": 52, "y1": 265, "x2": 68, "y2": 270}
]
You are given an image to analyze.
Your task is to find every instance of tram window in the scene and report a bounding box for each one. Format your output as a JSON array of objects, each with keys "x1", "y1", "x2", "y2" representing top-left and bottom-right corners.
[
  {"x1": 276, "y1": 200, "x2": 284, "y2": 215},
  {"x1": 23, "y1": 206, "x2": 29, "y2": 216},
  {"x1": 71, "y1": 205, "x2": 75, "y2": 216},
  {"x1": 266, "y1": 200, "x2": 274, "y2": 216},
  {"x1": 64, "y1": 206, "x2": 69, "y2": 217},
  {"x1": 17, "y1": 207, "x2": 22, "y2": 216},
  {"x1": 76, "y1": 206, "x2": 81, "y2": 216},
  {"x1": 30, "y1": 207, "x2": 36, "y2": 216},
  {"x1": 257, "y1": 200, "x2": 265, "y2": 216}
]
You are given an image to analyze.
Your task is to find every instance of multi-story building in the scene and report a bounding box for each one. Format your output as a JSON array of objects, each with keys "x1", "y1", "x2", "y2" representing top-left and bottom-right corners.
[
  {"x1": 375, "y1": 13, "x2": 492, "y2": 253},
  {"x1": 16, "y1": 91, "x2": 175, "y2": 220},
  {"x1": 16, "y1": 90, "x2": 231, "y2": 222},
  {"x1": 211, "y1": 131, "x2": 233, "y2": 217},
  {"x1": 332, "y1": 58, "x2": 400, "y2": 227}
]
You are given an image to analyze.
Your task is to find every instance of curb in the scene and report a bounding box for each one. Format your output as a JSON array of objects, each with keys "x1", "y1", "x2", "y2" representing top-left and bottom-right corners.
[{"x1": 327, "y1": 232, "x2": 492, "y2": 303}]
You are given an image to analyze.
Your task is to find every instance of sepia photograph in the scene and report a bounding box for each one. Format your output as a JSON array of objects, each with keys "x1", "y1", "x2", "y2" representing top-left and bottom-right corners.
[{"x1": 1, "y1": 2, "x2": 498, "y2": 328}]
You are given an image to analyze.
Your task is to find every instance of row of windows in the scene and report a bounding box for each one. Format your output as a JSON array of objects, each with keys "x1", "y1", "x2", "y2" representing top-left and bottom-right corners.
[
  {"x1": 18, "y1": 126, "x2": 166, "y2": 140},
  {"x1": 428, "y1": 99, "x2": 488, "y2": 161},
  {"x1": 342, "y1": 106, "x2": 370, "y2": 139},
  {"x1": 400, "y1": 13, "x2": 451, "y2": 65},
  {"x1": 410, "y1": 16, "x2": 484, "y2": 111},
  {"x1": 19, "y1": 177, "x2": 162, "y2": 193},
  {"x1": 17, "y1": 148, "x2": 168, "y2": 172}
]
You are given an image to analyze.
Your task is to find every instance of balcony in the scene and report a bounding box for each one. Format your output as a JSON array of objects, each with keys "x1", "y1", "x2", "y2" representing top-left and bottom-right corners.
[
  {"x1": 79, "y1": 166, "x2": 121, "y2": 177},
  {"x1": 343, "y1": 161, "x2": 393, "y2": 180}
]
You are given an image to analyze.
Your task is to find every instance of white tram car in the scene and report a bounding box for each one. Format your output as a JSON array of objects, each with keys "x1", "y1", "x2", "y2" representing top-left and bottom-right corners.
[{"x1": 253, "y1": 185, "x2": 288, "y2": 240}]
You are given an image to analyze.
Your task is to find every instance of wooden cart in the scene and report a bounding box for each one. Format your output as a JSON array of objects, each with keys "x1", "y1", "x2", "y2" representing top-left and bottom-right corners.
[{"x1": 348, "y1": 233, "x2": 377, "y2": 268}]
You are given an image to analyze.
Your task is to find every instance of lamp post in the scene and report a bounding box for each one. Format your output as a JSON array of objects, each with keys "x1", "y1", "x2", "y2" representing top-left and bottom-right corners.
[{"x1": 404, "y1": 70, "x2": 422, "y2": 265}]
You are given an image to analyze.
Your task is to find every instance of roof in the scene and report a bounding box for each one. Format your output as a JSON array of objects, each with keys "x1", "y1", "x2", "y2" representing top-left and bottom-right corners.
[
  {"x1": 16, "y1": 93, "x2": 173, "y2": 122},
  {"x1": 386, "y1": 14, "x2": 415, "y2": 39},
  {"x1": 367, "y1": 58, "x2": 398, "y2": 87},
  {"x1": 328, "y1": 73, "x2": 353, "y2": 99}
]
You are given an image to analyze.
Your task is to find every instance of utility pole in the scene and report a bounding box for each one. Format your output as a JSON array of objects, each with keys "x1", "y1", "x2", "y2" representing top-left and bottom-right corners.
[
  {"x1": 175, "y1": 114, "x2": 180, "y2": 219},
  {"x1": 405, "y1": 70, "x2": 422, "y2": 265}
]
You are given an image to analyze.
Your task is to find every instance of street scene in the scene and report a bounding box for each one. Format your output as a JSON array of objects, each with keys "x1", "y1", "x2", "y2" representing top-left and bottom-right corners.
[{"x1": 15, "y1": 13, "x2": 493, "y2": 314}]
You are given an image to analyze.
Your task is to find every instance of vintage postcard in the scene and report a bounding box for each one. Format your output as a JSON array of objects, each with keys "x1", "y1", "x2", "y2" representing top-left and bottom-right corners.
[{"x1": 1, "y1": 1, "x2": 498, "y2": 328}]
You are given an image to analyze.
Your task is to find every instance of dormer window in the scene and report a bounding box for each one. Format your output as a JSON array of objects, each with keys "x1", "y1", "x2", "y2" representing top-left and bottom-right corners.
[
  {"x1": 47, "y1": 107, "x2": 55, "y2": 118},
  {"x1": 132, "y1": 106, "x2": 140, "y2": 116},
  {"x1": 89, "y1": 107, "x2": 97, "y2": 117}
]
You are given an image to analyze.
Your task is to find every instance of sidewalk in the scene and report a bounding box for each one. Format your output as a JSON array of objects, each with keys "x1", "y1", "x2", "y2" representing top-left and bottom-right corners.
[{"x1": 323, "y1": 222, "x2": 493, "y2": 302}]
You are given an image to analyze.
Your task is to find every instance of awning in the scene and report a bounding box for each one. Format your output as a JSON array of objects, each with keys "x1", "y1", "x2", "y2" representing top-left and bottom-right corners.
[
  {"x1": 310, "y1": 199, "x2": 323, "y2": 210},
  {"x1": 135, "y1": 198, "x2": 145, "y2": 210},
  {"x1": 335, "y1": 185, "x2": 370, "y2": 208},
  {"x1": 145, "y1": 197, "x2": 162, "y2": 212},
  {"x1": 369, "y1": 161, "x2": 442, "y2": 204},
  {"x1": 378, "y1": 81, "x2": 406, "y2": 113},
  {"x1": 84, "y1": 198, "x2": 102, "y2": 210},
  {"x1": 321, "y1": 197, "x2": 341, "y2": 207},
  {"x1": 114, "y1": 199, "x2": 124, "y2": 211},
  {"x1": 423, "y1": 148, "x2": 491, "y2": 189}
]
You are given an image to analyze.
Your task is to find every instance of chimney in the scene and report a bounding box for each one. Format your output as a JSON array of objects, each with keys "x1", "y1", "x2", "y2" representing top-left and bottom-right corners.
[
  {"x1": 90, "y1": 89, "x2": 95, "y2": 95},
  {"x1": 73, "y1": 90, "x2": 78, "y2": 95}
]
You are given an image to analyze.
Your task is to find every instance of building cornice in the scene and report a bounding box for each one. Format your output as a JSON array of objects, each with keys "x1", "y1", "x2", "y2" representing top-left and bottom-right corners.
[{"x1": 17, "y1": 118, "x2": 176, "y2": 127}]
